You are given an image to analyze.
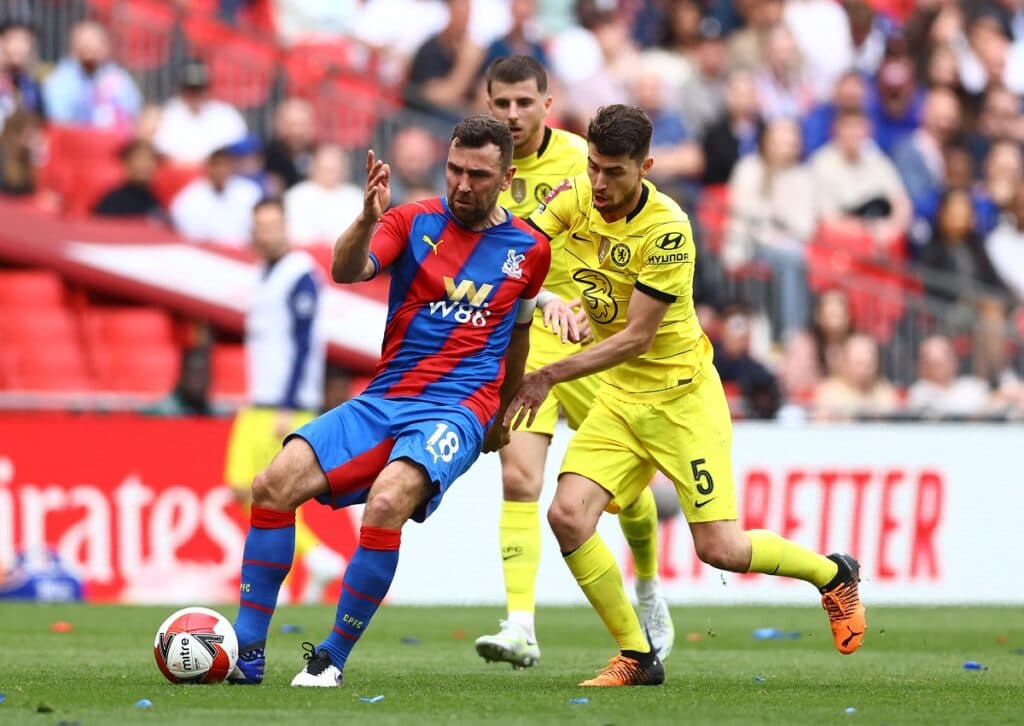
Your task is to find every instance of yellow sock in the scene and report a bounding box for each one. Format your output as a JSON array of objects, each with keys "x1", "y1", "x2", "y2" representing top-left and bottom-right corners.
[
  {"x1": 500, "y1": 501, "x2": 541, "y2": 614},
  {"x1": 294, "y1": 510, "x2": 319, "y2": 558},
  {"x1": 564, "y1": 533, "x2": 649, "y2": 653},
  {"x1": 618, "y1": 487, "x2": 658, "y2": 581},
  {"x1": 746, "y1": 529, "x2": 838, "y2": 588}
]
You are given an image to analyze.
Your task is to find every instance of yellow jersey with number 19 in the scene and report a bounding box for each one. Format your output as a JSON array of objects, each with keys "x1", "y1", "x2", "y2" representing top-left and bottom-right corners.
[
  {"x1": 499, "y1": 127, "x2": 588, "y2": 303},
  {"x1": 528, "y1": 172, "x2": 713, "y2": 402}
]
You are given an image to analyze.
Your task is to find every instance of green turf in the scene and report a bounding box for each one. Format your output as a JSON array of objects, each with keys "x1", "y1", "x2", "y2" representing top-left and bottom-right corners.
[{"x1": 0, "y1": 603, "x2": 1021, "y2": 725}]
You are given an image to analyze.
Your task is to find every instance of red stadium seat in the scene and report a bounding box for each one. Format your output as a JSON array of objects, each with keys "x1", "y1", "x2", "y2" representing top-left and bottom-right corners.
[
  {"x1": 696, "y1": 184, "x2": 729, "y2": 254},
  {"x1": 39, "y1": 125, "x2": 129, "y2": 216},
  {"x1": 0, "y1": 270, "x2": 66, "y2": 310},
  {"x1": 4, "y1": 345, "x2": 94, "y2": 392},
  {"x1": 152, "y1": 164, "x2": 203, "y2": 207},
  {"x1": 0, "y1": 308, "x2": 80, "y2": 346},
  {"x1": 211, "y1": 343, "x2": 247, "y2": 398},
  {"x1": 91, "y1": 0, "x2": 178, "y2": 71},
  {"x1": 308, "y1": 75, "x2": 399, "y2": 150},
  {"x1": 183, "y1": 17, "x2": 279, "y2": 110},
  {"x1": 89, "y1": 307, "x2": 177, "y2": 346},
  {"x1": 95, "y1": 344, "x2": 181, "y2": 394}
]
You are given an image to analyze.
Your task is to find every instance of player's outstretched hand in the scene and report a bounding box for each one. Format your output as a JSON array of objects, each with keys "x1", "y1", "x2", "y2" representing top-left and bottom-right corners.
[
  {"x1": 567, "y1": 298, "x2": 592, "y2": 344},
  {"x1": 504, "y1": 370, "x2": 554, "y2": 430},
  {"x1": 541, "y1": 296, "x2": 582, "y2": 343},
  {"x1": 482, "y1": 421, "x2": 511, "y2": 453},
  {"x1": 363, "y1": 149, "x2": 391, "y2": 220}
]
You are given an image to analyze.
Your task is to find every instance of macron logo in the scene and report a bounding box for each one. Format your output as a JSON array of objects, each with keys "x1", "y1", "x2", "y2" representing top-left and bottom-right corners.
[{"x1": 501, "y1": 249, "x2": 525, "y2": 279}]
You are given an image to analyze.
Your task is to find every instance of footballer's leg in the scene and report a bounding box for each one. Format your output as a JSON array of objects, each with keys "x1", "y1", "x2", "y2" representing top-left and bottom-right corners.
[
  {"x1": 661, "y1": 370, "x2": 865, "y2": 655},
  {"x1": 619, "y1": 487, "x2": 675, "y2": 660},
  {"x1": 229, "y1": 436, "x2": 330, "y2": 685},
  {"x1": 550, "y1": 473, "x2": 664, "y2": 687},
  {"x1": 475, "y1": 431, "x2": 548, "y2": 668},
  {"x1": 292, "y1": 458, "x2": 430, "y2": 687}
]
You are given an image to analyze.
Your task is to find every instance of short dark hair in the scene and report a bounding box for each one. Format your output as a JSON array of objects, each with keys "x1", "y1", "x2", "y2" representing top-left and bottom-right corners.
[
  {"x1": 253, "y1": 197, "x2": 284, "y2": 215},
  {"x1": 587, "y1": 105, "x2": 652, "y2": 162},
  {"x1": 118, "y1": 138, "x2": 156, "y2": 162},
  {"x1": 485, "y1": 55, "x2": 548, "y2": 95},
  {"x1": 451, "y1": 114, "x2": 514, "y2": 170}
]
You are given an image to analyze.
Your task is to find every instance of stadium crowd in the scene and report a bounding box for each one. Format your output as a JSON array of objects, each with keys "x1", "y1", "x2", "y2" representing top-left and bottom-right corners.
[{"x1": 2, "y1": 0, "x2": 1024, "y2": 421}]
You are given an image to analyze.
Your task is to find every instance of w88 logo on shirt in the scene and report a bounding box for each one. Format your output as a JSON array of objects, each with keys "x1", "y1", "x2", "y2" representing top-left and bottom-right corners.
[{"x1": 428, "y1": 276, "x2": 494, "y2": 327}]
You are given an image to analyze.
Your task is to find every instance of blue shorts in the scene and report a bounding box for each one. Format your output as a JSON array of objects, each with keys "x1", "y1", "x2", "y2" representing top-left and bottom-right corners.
[{"x1": 288, "y1": 395, "x2": 486, "y2": 522}]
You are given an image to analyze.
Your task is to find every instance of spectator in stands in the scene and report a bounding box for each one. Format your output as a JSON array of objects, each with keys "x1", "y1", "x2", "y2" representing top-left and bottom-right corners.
[
  {"x1": 844, "y1": 0, "x2": 888, "y2": 76},
  {"x1": 284, "y1": 144, "x2": 362, "y2": 245},
  {"x1": 629, "y1": 62, "x2": 703, "y2": 207},
  {"x1": 229, "y1": 135, "x2": 272, "y2": 195},
  {"x1": 636, "y1": 0, "x2": 700, "y2": 107},
  {"x1": 263, "y1": 97, "x2": 316, "y2": 192},
  {"x1": 783, "y1": 0, "x2": 855, "y2": 101},
  {"x1": 273, "y1": 0, "x2": 361, "y2": 45},
  {"x1": 169, "y1": 146, "x2": 262, "y2": 247},
  {"x1": 701, "y1": 69, "x2": 763, "y2": 185},
  {"x1": 777, "y1": 329, "x2": 821, "y2": 419},
  {"x1": 892, "y1": 87, "x2": 961, "y2": 249},
  {"x1": 972, "y1": 140, "x2": 1022, "y2": 237},
  {"x1": 921, "y1": 189, "x2": 1005, "y2": 306},
  {"x1": 868, "y1": 52, "x2": 923, "y2": 154},
  {"x1": 802, "y1": 69, "x2": 868, "y2": 156},
  {"x1": 145, "y1": 346, "x2": 220, "y2": 416},
  {"x1": 0, "y1": 21, "x2": 44, "y2": 127},
  {"x1": 754, "y1": 24, "x2": 815, "y2": 121},
  {"x1": 153, "y1": 59, "x2": 248, "y2": 166},
  {"x1": 678, "y1": 17, "x2": 729, "y2": 139},
  {"x1": 811, "y1": 288, "x2": 854, "y2": 379},
  {"x1": 713, "y1": 305, "x2": 781, "y2": 419},
  {"x1": 923, "y1": 42, "x2": 961, "y2": 92},
  {"x1": 0, "y1": 107, "x2": 40, "y2": 196},
  {"x1": 906, "y1": 334, "x2": 993, "y2": 419},
  {"x1": 728, "y1": 0, "x2": 784, "y2": 71},
  {"x1": 986, "y1": 184, "x2": 1024, "y2": 305},
  {"x1": 725, "y1": 117, "x2": 816, "y2": 338},
  {"x1": 813, "y1": 333, "x2": 900, "y2": 420},
  {"x1": 404, "y1": 0, "x2": 483, "y2": 122},
  {"x1": 42, "y1": 21, "x2": 140, "y2": 130},
  {"x1": 481, "y1": 0, "x2": 547, "y2": 72},
  {"x1": 810, "y1": 108, "x2": 912, "y2": 255},
  {"x1": 964, "y1": 85, "x2": 1023, "y2": 173},
  {"x1": 93, "y1": 139, "x2": 163, "y2": 220},
  {"x1": 387, "y1": 124, "x2": 443, "y2": 206},
  {"x1": 948, "y1": 7, "x2": 1024, "y2": 95}
]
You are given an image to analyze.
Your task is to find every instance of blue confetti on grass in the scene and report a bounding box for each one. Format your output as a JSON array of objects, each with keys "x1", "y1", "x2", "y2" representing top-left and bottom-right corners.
[
  {"x1": 568, "y1": 698, "x2": 589, "y2": 704},
  {"x1": 280, "y1": 624, "x2": 303, "y2": 634},
  {"x1": 753, "y1": 676, "x2": 766, "y2": 683},
  {"x1": 844, "y1": 707, "x2": 856, "y2": 714},
  {"x1": 400, "y1": 636, "x2": 421, "y2": 645},
  {"x1": 0, "y1": 693, "x2": 6, "y2": 704},
  {"x1": 135, "y1": 699, "x2": 152, "y2": 709},
  {"x1": 358, "y1": 695, "x2": 384, "y2": 703},
  {"x1": 962, "y1": 661, "x2": 987, "y2": 671}
]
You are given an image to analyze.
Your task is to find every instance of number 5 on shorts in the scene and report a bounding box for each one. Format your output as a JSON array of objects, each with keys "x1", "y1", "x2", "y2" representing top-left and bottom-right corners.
[
  {"x1": 691, "y1": 458, "x2": 714, "y2": 495},
  {"x1": 426, "y1": 423, "x2": 460, "y2": 463}
]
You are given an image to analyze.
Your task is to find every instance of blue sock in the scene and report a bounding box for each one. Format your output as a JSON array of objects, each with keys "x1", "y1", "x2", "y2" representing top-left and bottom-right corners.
[
  {"x1": 234, "y1": 506, "x2": 295, "y2": 648},
  {"x1": 319, "y1": 526, "x2": 401, "y2": 670}
]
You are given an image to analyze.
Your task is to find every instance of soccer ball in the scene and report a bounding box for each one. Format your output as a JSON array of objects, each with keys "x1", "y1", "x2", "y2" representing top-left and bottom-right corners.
[{"x1": 153, "y1": 606, "x2": 238, "y2": 684}]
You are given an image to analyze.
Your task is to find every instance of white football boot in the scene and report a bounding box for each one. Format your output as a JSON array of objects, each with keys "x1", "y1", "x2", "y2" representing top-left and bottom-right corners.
[
  {"x1": 290, "y1": 642, "x2": 343, "y2": 687},
  {"x1": 475, "y1": 620, "x2": 541, "y2": 669}
]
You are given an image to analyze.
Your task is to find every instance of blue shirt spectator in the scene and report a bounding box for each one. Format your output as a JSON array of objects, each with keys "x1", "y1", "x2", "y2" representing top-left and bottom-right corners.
[{"x1": 42, "y1": 21, "x2": 141, "y2": 129}]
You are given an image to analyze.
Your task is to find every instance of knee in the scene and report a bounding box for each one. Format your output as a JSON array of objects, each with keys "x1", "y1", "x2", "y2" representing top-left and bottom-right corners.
[
  {"x1": 502, "y1": 462, "x2": 542, "y2": 502},
  {"x1": 251, "y1": 469, "x2": 291, "y2": 511},
  {"x1": 693, "y1": 537, "x2": 747, "y2": 572},
  {"x1": 363, "y1": 487, "x2": 408, "y2": 527},
  {"x1": 547, "y1": 498, "x2": 592, "y2": 548}
]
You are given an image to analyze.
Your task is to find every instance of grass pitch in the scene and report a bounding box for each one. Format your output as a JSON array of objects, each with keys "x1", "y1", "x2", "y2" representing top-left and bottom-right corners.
[{"x1": 0, "y1": 603, "x2": 1021, "y2": 724}]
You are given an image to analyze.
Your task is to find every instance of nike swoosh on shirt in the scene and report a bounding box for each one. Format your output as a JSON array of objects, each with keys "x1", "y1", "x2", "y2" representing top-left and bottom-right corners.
[
  {"x1": 694, "y1": 498, "x2": 716, "y2": 508},
  {"x1": 570, "y1": 233, "x2": 590, "y2": 243}
]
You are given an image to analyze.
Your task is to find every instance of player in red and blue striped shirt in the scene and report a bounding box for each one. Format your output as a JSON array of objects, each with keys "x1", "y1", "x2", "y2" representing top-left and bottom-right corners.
[{"x1": 229, "y1": 116, "x2": 557, "y2": 688}]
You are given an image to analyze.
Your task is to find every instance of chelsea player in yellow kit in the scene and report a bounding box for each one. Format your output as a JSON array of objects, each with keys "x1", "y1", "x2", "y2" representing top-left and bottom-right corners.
[
  {"x1": 510, "y1": 105, "x2": 866, "y2": 687},
  {"x1": 474, "y1": 57, "x2": 674, "y2": 669}
]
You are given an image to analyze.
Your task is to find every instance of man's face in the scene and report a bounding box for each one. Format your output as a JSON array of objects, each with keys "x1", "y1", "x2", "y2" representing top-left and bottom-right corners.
[
  {"x1": 487, "y1": 78, "x2": 550, "y2": 155},
  {"x1": 445, "y1": 140, "x2": 513, "y2": 227},
  {"x1": 125, "y1": 145, "x2": 158, "y2": 183},
  {"x1": 835, "y1": 116, "x2": 868, "y2": 157},
  {"x1": 2, "y1": 27, "x2": 34, "y2": 69},
  {"x1": 251, "y1": 204, "x2": 289, "y2": 260},
  {"x1": 207, "y1": 153, "x2": 234, "y2": 188},
  {"x1": 587, "y1": 144, "x2": 651, "y2": 218}
]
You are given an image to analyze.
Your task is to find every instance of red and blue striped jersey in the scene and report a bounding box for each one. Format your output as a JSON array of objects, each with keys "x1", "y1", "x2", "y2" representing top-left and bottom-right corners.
[{"x1": 364, "y1": 197, "x2": 550, "y2": 424}]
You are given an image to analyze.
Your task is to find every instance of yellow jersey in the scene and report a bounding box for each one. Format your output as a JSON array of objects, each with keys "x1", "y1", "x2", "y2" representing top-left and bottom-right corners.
[
  {"x1": 499, "y1": 127, "x2": 588, "y2": 302},
  {"x1": 528, "y1": 173, "x2": 713, "y2": 402}
]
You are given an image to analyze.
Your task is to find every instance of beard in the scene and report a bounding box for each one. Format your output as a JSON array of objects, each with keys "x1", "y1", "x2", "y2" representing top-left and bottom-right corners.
[{"x1": 448, "y1": 188, "x2": 500, "y2": 228}]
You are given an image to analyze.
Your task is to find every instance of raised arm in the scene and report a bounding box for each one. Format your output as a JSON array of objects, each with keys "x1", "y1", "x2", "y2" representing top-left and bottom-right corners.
[{"x1": 332, "y1": 150, "x2": 392, "y2": 283}]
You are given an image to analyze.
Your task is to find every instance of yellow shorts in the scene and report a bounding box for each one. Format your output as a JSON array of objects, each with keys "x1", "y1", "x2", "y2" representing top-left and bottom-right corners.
[
  {"x1": 518, "y1": 317, "x2": 599, "y2": 436},
  {"x1": 560, "y1": 367, "x2": 737, "y2": 523},
  {"x1": 224, "y1": 407, "x2": 317, "y2": 490}
]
